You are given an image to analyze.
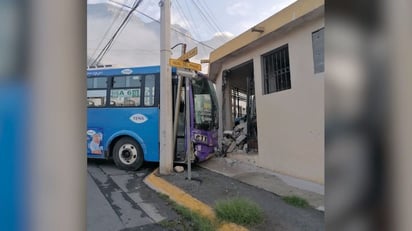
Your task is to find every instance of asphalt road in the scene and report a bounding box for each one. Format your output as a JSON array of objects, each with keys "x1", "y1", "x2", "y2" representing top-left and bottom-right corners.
[
  {"x1": 88, "y1": 159, "x2": 324, "y2": 231},
  {"x1": 87, "y1": 160, "x2": 178, "y2": 231}
]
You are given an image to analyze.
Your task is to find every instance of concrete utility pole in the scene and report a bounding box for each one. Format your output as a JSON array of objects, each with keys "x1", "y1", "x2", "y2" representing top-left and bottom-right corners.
[
  {"x1": 159, "y1": 0, "x2": 173, "y2": 175},
  {"x1": 31, "y1": 1, "x2": 86, "y2": 230}
]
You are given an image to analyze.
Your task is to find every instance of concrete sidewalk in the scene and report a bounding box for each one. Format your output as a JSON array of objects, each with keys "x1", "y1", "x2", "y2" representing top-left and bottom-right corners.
[
  {"x1": 199, "y1": 153, "x2": 325, "y2": 211},
  {"x1": 144, "y1": 155, "x2": 324, "y2": 231}
]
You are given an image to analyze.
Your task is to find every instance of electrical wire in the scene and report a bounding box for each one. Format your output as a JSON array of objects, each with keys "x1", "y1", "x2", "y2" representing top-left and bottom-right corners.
[
  {"x1": 190, "y1": 1, "x2": 216, "y2": 35},
  {"x1": 91, "y1": 0, "x2": 144, "y2": 66},
  {"x1": 190, "y1": 0, "x2": 226, "y2": 44},
  {"x1": 87, "y1": 3, "x2": 125, "y2": 65},
  {"x1": 109, "y1": 0, "x2": 216, "y2": 50},
  {"x1": 198, "y1": 0, "x2": 225, "y2": 34},
  {"x1": 173, "y1": 0, "x2": 201, "y2": 43},
  {"x1": 92, "y1": 0, "x2": 140, "y2": 65},
  {"x1": 181, "y1": 0, "x2": 202, "y2": 39}
]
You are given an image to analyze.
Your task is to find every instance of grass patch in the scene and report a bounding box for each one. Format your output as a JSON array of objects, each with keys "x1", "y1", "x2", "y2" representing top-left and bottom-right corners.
[
  {"x1": 157, "y1": 192, "x2": 170, "y2": 201},
  {"x1": 282, "y1": 195, "x2": 310, "y2": 208},
  {"x1": 158, "y1": 219, "x2": 181, "y2": 229},
  {"x1": 173, "y1": 204, "x2": 217, "y2": 231},
  {"x1": 215, "y1": 197, "x2": 264, "y2": 226},
  {"x1": 157, "y1": 192, "x2": 216, "y2": 230}
]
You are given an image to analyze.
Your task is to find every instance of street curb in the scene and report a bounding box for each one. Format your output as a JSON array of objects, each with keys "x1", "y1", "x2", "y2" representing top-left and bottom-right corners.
[{"x1": 143, "y1": 168, "x2": 248, "y2": 231}]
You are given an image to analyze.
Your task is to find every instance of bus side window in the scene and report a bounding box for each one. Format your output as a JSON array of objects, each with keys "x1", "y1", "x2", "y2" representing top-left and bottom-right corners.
[
  {"x1": 111, "y1": 75, "x2": 141, "y2": 107},
  {"x1": 110, "y1": 88, "x2": 140, "y2": 107},
  {"x1": 87, "y1": 77, "x2": 107, "y2": 107},
  {"x1": 124, "y1": 99, "x2": 136, "y2": 106},
  {"x1": 87, "y1": 90, "x2": 107, "y2": 107},
  {"x1": 88, "y1": 100, "x2": 95, "y2": 107},
  {"x1": 144, "y1": 74, "x2": 155, "y2": 106}
]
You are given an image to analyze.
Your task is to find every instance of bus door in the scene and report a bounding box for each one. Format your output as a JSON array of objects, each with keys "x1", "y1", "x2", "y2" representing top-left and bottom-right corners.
[{"x1": 173, "y1": 75, "x2": 187, "y2": 162}]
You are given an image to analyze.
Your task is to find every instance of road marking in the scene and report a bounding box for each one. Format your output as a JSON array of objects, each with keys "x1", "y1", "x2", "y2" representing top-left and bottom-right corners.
[
  {"x1": 88, "y1": 167, "x2": 154, "y2": 227},
  {"x1": 110, "y1": 174, "x2": 166, "y2": 222}
]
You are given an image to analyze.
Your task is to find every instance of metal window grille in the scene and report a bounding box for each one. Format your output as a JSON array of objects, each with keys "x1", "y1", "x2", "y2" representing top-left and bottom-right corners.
[
  {"x1": 262, "y1": 44, "x2": 291, "y2": 94},
  {"x1": 231, "y1": 88, "x2": 247, "y2": 120}
]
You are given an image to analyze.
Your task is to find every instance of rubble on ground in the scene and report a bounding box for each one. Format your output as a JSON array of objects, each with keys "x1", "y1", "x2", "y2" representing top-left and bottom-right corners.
[
  {"x1": 174, "y1": 166, "x2": 185, "y2": 173},
  {"x1": 223, "y1": 120, "x2": 249, "y2": 153}
]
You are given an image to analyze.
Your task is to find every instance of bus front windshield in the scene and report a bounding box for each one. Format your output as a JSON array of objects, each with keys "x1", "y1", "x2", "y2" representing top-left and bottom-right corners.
[{"x1": 192, "y1": 78, "x2": 218, "y2": 131}]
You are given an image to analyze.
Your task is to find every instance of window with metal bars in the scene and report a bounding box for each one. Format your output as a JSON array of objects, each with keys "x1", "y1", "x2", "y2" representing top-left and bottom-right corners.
[{"x1": 262, "y1": 44, "x2": 291, "y2": 94}]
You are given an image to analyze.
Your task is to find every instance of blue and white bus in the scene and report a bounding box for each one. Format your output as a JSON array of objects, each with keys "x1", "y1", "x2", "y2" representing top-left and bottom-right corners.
[{"x1": 87, "y1": 65, "x2": 218, "y2": 170}]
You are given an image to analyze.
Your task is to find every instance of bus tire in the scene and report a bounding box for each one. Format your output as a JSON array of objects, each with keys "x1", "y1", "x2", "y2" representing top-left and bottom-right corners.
[{"x1": 112, "y1": 137, "x2": 143, "y2": 171}]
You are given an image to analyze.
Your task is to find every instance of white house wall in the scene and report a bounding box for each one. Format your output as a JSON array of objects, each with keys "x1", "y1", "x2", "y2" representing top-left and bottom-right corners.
[{"x1": 218, "y1": 15, "x2": 324, "y2": 184}]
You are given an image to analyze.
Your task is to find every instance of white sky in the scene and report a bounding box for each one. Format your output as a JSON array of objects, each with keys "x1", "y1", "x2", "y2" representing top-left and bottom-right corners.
[{"x1": 88, "y1": 0, "x2": 297, "y2": 41}]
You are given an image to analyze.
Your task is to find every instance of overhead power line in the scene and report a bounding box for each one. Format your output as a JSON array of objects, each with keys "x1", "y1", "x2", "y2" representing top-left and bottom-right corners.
[
  {"x1": 91, "y1": 0, "x2": 144, "y2": 66},
  {"x1": 190, "y1": 0, "x2": 226, "y2": 44},
  {"x1": 198, "y1": 0, "x2": 225, "y2": 33},
  {"x1": 109, "y1": 0, "x2": 216, "y2": 50},
  {"x1": 87, "y1": 3, "x2": 125, "y2": 65},
  {"x1": 173, "y1": 0, "x2": 202, "y2": 42}
]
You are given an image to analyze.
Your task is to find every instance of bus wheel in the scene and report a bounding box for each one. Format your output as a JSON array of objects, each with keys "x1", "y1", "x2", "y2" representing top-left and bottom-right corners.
[{"x1": 112, "y1": 137, "x2": 143, "y2": 171}]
